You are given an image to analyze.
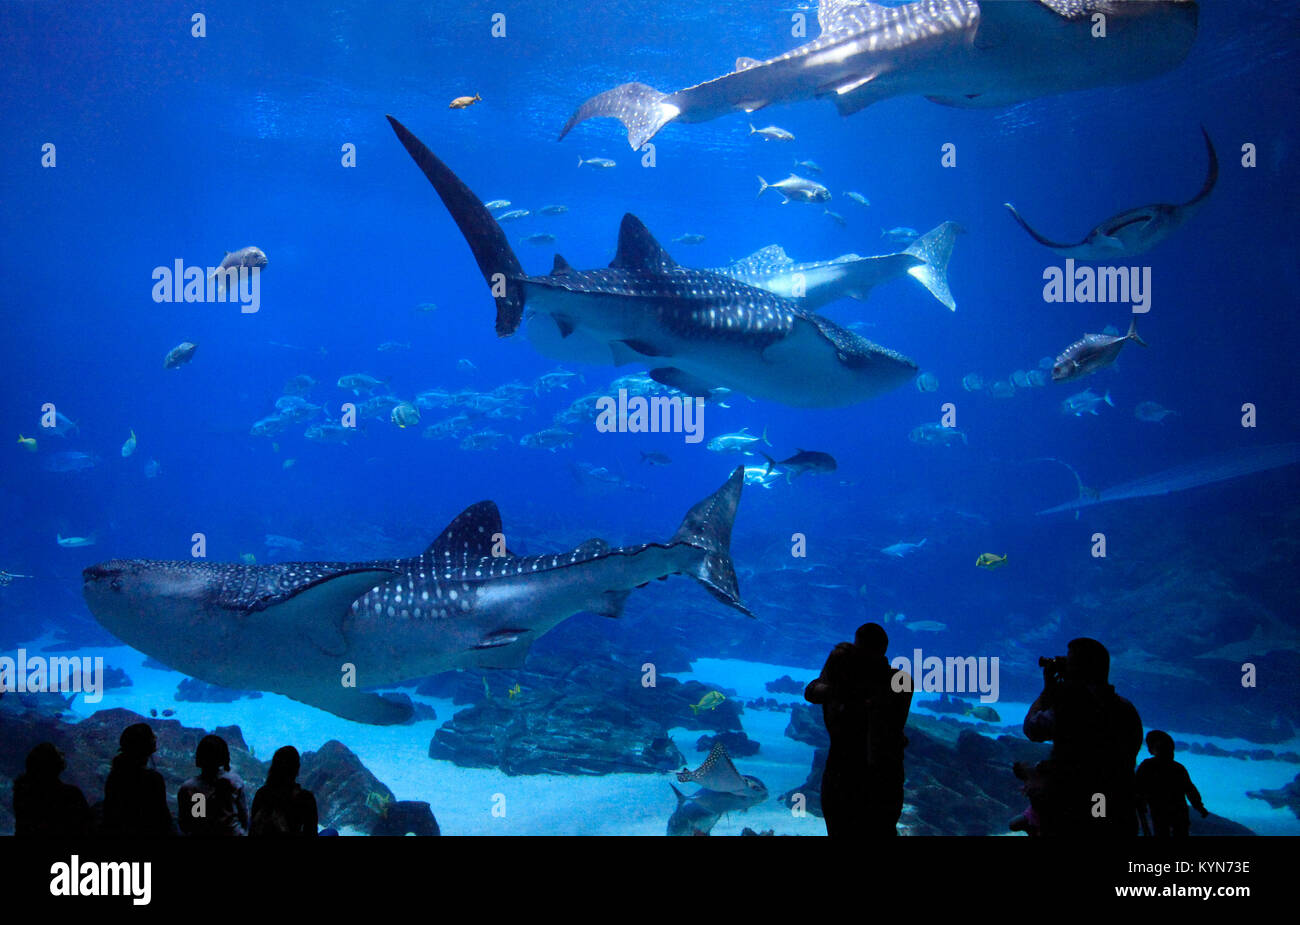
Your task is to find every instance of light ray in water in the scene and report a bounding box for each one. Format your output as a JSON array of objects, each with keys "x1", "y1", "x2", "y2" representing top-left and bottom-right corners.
[{"x1": 1037, "y1": 444, "x2": 1300, "y2": 515}]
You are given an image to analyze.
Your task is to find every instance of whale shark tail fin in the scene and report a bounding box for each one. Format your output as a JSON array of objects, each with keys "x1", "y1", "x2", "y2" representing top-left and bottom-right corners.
[
  {"x1": 671, "y1": 466, "x2": 753, "y2": 617},
  {"x1": 559, "y1": 82, "x2": 677, "y2": 150},
  {"x1": 387, "y1": 116, "x2": 526, "y2": 336},
  {"x1": 903, "y1": 221, "x2": 964, "y2": 311}
]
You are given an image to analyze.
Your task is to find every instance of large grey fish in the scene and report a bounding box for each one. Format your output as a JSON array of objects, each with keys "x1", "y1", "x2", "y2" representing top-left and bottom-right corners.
[
  {"x1": 1005, "y1": 128, "x2": 1217, "y2": 258},
  {"x1": 711, "y1": 221, "x2": 962, "y2": 312},
  {"x1": 387, "y1": 116, "x2": 917, "y2": 408},
  {"x1": 668, "y1": 743, "x2": 768, "y2": 836},
  {"x1": 82, "y1": 468, "x2": 752, "y2": 725},
  {"x1": 1051, "y1": 316, "x2": 1147, "y2": 382},
  {"x1": 559, "y1": 0, "x2": 1198, "y2": 150}
]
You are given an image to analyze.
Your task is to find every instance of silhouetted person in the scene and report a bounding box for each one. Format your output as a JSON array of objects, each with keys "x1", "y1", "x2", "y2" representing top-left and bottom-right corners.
[
  {"x1": 102, "y1": 722, "x2": 175, "y2": 836},
  {"x1": 250, "y1": 746, "x2": 319, "y2": 836},
  {"x1": 1136, "y1": 730, "x2": 1207, "y2": 837},
  {"x1": 12, "y1": 742, "x2": 90, "y2": 837},
  {"x1": 1024, "y1": 638, "x2": 1143, "y2": 837},
  {"x1": 805, "y1": 622, "x2": 912, "y2": 836},
  {"x1": 178, "y1": 734, "x2": 248, "y2": 836}
]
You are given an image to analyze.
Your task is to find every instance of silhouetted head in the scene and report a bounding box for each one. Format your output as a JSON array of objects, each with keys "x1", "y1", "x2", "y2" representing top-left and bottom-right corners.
[
  {"x1": 1146, "y1": 730, "x2": 1175, "y2": 758},
  {"x1": 195, "y1": 734, "x2": 231, "y2": 772},
  {"x1": 118, "y1": 722, "x2": 157, "y2": 762},
  {"x1": 25, "y1": 742, "x2": 66, "y2": 780},
  {"x1": 1066, "y1": 637, "x2": 1110, "y2": 684},
  {"x1": 854, "y1": 622, "x2": 889, "y2": 658},
  {"x1": 268, "y1": 745, "x2": 301, "y2": 787}
]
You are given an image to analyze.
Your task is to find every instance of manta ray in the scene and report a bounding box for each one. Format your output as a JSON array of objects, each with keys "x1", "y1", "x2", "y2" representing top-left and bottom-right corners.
[
  {"x1": 387, "y1": 116, "x2": 918, "y2": 408},
  {"x1": 559, "y1": 0, "x2": 1199, "y2": 150},
  {"x1": 83, "y1": 469, "x2": 752, "y2": 725},
  {"x1": 1005, "y1": 128, "x2": 1218, "y2": 258}
]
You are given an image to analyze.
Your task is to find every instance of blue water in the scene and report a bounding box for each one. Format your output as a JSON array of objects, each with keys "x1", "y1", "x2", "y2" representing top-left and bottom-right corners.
[{"x1": 2, "y1": 1, "x2": 1298, "y2": 835}]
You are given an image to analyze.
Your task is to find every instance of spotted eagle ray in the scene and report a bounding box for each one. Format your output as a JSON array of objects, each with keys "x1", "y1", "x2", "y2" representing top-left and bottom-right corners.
[
  {"x1": 559, "y1": 0, "x2": 1198, "y2": 150},
  {"x1": 83, "y1": 468, "x2": 752, "y2": 725},
  {"x1": 387, "y1": 116, "x2": 918, "y2": 407},
  {"x1": 712, "y1": 221, "x2": 964, "y2": 312},
  {"x1": 668, "y1": 742, "x2": 768, "y2": 835},
  {"x1": 1005, "y1": 127, "x2": 1217, "y2": 258}
]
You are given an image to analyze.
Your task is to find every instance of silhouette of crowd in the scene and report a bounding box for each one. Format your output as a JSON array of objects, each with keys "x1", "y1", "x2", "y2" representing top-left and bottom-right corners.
[
  {"x1": 13, "y1": 724, "x2": 321, "y2": 837},
  {"x1": 13, "y1": 628, "x2": 1212, "y2": 839},
  {"x1": 805, "y1": 624, "x2": 1209, "y2": 838}
]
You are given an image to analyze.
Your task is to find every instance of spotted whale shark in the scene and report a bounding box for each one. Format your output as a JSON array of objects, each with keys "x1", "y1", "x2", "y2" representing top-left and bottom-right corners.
[
  {"x1": 83, "y1": 468, "x2": 752, "y2": 725},
  {"x1": 387, "y1": 116, "x2": 918, "y2": 407},
  {"x1": 712, "y1": 221, "x2": 964, "y2": 312},
  {"x1": 1004, "y1": 127, "x2": 1217, "y2": 259},
  {"x1": 559, "y1": 0, "x2": 1198, "y2": 150}
]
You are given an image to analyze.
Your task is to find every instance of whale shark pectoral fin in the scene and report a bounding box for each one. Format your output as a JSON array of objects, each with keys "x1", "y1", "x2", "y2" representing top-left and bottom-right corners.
[
  {"x1": 647, "y1": 367, "x2": 722, "y2": 399},
  {"x1": 268, "y1": 567, "x2": 398, "y2": 657},
  {"x1": 280, "y1": 685, "x2": 415, "y2": 725},
  {"x1": 612, "y1": 339, "x2": 673, "y2": 361}
]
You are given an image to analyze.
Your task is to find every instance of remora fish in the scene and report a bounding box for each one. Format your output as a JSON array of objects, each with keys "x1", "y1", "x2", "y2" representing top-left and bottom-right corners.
[
  {"x1": 1005, "y1": 127, "x2": 1217, "y2": 258},
  {"x1": 83, "y1": 468, "x2": 753, "y2": 725},
  {"x1": 712, "y1": 221, "x2": 963, "y2": 312},
  {"x1": 386, "y1": 116, "x2": 917, "y2": 408},
  {"x1": 558, "y1": 1, "x2": 1198, "y2": 150}
]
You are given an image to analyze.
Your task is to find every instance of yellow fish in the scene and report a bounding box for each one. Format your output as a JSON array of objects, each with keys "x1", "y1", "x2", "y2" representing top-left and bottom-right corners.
[
  {"x1": 976, "y1": 553, "x2": 1008, "y2": 570},
  {"x1": 449, "y1": 92, "x2": 482, "y2": 109},
  {"x1": 17, "y1": 435, "x2": 37, "y2": 452},
  {"x1": 690, "y1": 691, "x2": 725, "y2": 715},
  {"x1": 239, "y1": 552, "x2": 257, "y2": 564},
  {"x1": 507, "y1": 683, "x2": 521, "y2": 699}
]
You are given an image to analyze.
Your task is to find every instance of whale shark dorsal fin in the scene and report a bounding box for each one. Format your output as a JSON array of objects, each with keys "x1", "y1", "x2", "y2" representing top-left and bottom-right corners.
[
  {"x1": 730, "y1": 244, "x2": 793, "y2": 273},
  {"x1": 610, "y1": 214, "x2": 676, "y2": 271},
  {"x1": 427, "y1": 500, "x2": 506, "y2": 558},
  {"x1": 550, "y1": 254, "x2": 573, "y2": 276},
  {"x1": 677, "y1": 742, "x2": 747, "y2": 793}
]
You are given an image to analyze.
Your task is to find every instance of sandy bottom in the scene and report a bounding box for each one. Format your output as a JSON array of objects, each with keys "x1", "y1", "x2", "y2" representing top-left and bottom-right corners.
[{"x1": 15, "y1": 638, "x2": 1299, "y2": 836}]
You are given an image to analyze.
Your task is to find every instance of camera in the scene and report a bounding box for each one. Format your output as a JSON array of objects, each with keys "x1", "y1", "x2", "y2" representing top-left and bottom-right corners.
[{"x1": 1038, "y1": 655, "x2": 1069, "y2": 682}]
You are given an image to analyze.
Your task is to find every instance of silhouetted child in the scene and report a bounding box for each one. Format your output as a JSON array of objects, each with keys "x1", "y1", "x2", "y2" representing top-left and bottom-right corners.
[
  {"x1": 178, "y1": 734, "x2": 248, "y2": 836},
  {"x1": 1008, "y1": 760, "x2": 1050, "y2": 836},
  {"x1": 250, "y1": 746, "x2": 319, "y2": 836},
  {"x1": 12, "y1": 742, "x2": 91, "y2": 837},
  {"x1": 102, "y1": 722, "x2": 175, "y2": 836},
  {"x1": 1136, "y1": 730, "x2": 1207, "y2": 837}
]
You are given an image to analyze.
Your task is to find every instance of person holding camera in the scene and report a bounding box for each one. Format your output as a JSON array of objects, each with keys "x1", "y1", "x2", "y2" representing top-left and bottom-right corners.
[
  {"x1": 1023, "y1": 637, "x2": 1143, "y2": 837},
  {"x1": 805, "y1": 622, "x2": 913, "y2": 837}
]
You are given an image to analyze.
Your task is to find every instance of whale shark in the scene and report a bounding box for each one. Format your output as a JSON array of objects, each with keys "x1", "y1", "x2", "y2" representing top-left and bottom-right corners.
[
  {"x1": 712, "y1": 221, "x2": 964, "y2": 312},
  {"x1": 1004, "y1": 127, "x2": 1217, "y2": 259},
  {"x1": 559, "y1": 0, "x2": 1199, "y2": 150},
  {"x1": 83, "y1": 468, "x2": 752, "y2": 725},
  {"x1": 387, "y1": 116, "x2": 918, "y2": 407}
]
